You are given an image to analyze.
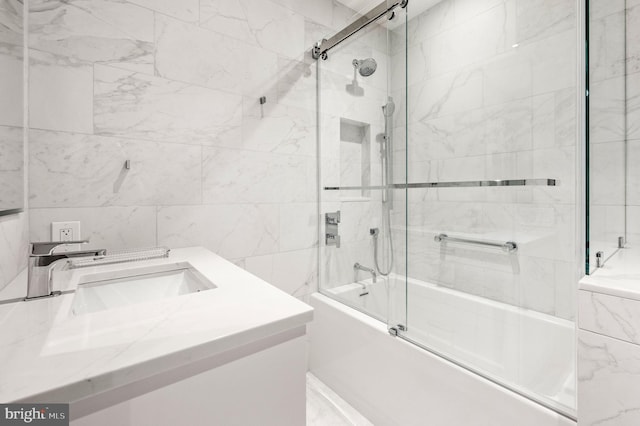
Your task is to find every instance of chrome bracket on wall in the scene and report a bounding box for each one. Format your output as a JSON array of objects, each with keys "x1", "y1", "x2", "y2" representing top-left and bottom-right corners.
[{"x1": 325, "y1": 211, "x2": 341, "y2": 248}]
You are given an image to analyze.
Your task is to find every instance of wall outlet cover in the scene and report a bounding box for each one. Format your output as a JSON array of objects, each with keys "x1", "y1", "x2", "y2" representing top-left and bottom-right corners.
[{"x1": 51, "y1": 221, "x2": 81, "y2": 252}]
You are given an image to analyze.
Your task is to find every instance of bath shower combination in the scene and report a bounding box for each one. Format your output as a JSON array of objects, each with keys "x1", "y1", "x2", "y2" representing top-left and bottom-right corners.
[{"x1": 313, "y1": 0, "x2": 578, "y2": 422}]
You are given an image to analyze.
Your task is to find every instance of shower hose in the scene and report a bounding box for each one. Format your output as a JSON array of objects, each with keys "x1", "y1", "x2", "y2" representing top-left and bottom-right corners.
[{"x1": 373, "y1": 206, "x2": 394, "y2": 276}]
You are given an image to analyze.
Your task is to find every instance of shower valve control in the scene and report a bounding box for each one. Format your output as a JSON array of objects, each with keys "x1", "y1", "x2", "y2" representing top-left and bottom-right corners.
[{"x1": 325, "y1": 211, "x2": 341, "y2": 248}]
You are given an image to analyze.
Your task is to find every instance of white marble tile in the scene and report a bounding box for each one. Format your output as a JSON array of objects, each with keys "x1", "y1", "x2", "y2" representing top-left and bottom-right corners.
[
  {"x1": 579, "y1": 290, "x2": 640, "y2": 345},
  {"x1": 199, "y1": 0, "x2": 305, "y2": 59},
  {"x1": 339, "y1": 201, "x2": 383, "y2": 244},
  {"x1": 627, "y1": 71, "x2": 640, "y2": 141},
  {"x1": 483, "y1": 99, "x2": 533, "y2": 154},
  {"x1": 412, "y1": 113, "x2": 485, "y2": 161},
  {"x1": 515, "y1": 203, "x2": 576, "y2": 263},
  {"x1": 519, "y1": 256, "x2": 556, "y2": 314},
  {"x1": 271, "y1": 0, "x2": 333, "y2": 28},
  {"x1": 454, "y1": 0, "x2": 505, "y2": 24},
  {"x1": 29, "y1": 54, "x2": 93, "y2": 134},
  {"x1": 529, "y1": 29, "x2": 576, "y2": 95},
  {"x1": 578, "y1": 329, "x2": 640, "y2": 426},
  {"x1": 628, "y1": 206, "x2": 640, "y2": 244},
  {"x1": 29, "y1": 206, "x2": 156, "y2": 251},
  {"x1": 279, "y1": 203, "x2": 318, "y2": 252},
  {"x1": 127, "y1": 0, "x2": 199, "y2": 23},
  {"x1": 532, "y1": 146, "x2": 575, "y2": 204},
  {"x1": 405, "y1": 0, "x2": 455, "y2": 47},
  {"x1": 589, "y1": 10, "x2": 625, "y2": 82},
  {"x1": 483, "y1": 50, "x2": 532, "y2": 107},
  {"x1": 626, "y1": 4, "x2": 640, "y2": 75},
  {"x1": 409, "y1": 67, "x2": 484, "y2": 122},
  {"x1": 0, "y1": 51, "x2": 23, "y2": 128},
  {"x1": 0, "y1": 0, "x2": 22, "y2": 47},
  {"x1": 515, "y1": 0, "x2": 575, "y2": 44},
  {"x1": 244, "y1": 248, "x2": 318, "y2": 298},
  {"x1": 242, "y1": 100, "x2": 316, "y2": 156},
  {"x1": 554, "y1": 87, "x2": 577, "y2": 147},
  {"x1": 29, "y1": 129, "x2": 202, "y2": 207},
  {"x1": 202, "y1": 147, "x2": 315, "y2": 204},
  {"x1": 157, "y1": 204, "x2": 279, "y2": 259},
  {"x1": 0, "y1": 126, "x2": 23, "y2": 211},
  {"x1": 554, "y1": 260, "x2": 576, "y2": 320},
  {"x1": 589, "y1": 205, "x2": 626, "y2": 250},
  {"x1": 29, "y1": 0, "x2": 154, "y2": 74},
  {"x1": 277, "y1": 56, "x2": 317, "y2": 111},
  {"x1": 428, "y1": 2, "x2": 514, "y2": 77},
  {"x1": 626, "y1": 141, "x2": 640, "y2": 206},
  {"x1": 93, "y1": 64, "x2": 242, "y2": 146},
  {"x1": 590, "y1": 141, "x2": 625, "y2": 205},
  {"x1": 590, "y1": 76, "x2": 625, "y2": 144},
  {"x1": 155, "y1": 14, "x2": 278, "y2": 97},
  {"x1": 588, "y1": 0, "x2": 625, "y2": 20},
  {"x1": 0, "y1": 212, "x2": 28, "y2": 292}
]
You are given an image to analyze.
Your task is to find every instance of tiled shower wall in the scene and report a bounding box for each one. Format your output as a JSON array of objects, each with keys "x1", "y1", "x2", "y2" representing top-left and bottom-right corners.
[
  {"x1": 590, "y1": 0, "x2": 640, "y2": 265},
  {"x1": 26, "y1": 0, "x2": 352, "y2": 301},
  {"x1": 0, "y1": 0, "x2": 28, "y2": 291},
  {"x1": 391, "y1": 0, "x2": 578, "y2": 318}
]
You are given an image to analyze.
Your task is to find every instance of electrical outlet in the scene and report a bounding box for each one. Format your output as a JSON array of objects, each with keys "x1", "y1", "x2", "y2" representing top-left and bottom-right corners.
[{"x1": 51, "y1": 221, "x2": 81, "y2": 252}]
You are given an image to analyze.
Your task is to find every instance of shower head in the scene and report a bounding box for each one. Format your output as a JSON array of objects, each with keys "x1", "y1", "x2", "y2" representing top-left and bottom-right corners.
[{"x1": 352, "y1": 58, "x2": 377, "y2": 77}]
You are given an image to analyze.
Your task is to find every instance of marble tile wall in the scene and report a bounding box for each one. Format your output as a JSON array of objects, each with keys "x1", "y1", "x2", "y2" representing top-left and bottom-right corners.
[
  {"x1": 588, "y1": 0, "x2": 626, "y2": 269},
  {"x1": 317, "y1": 17, "x2": 392, "y2": 291},
  {"x1": 578, "y1": 288, "x2": 640, "y2": 425},
  {"x1": 626, "y1": 2, "x2": 640, "y2": 246},
  {"x1": 0, "y1": 0, "x2": 27, "y2": 292},
  {"x1": 589, "y1": 0, "x2": 640, "y2": 261},
  {"x1": 26, "y1": 0, "x2": 352, "y2": 301},
  {"x1": 389, "y1": 0, "x2": 578, "y2": 318}
]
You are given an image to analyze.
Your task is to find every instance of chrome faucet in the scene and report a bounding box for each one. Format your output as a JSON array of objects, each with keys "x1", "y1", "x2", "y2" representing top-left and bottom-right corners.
[
  {"x1": 354, "y1": 262, "x2": 377, "y2": 286},
  {"x1": 26, "y1": 240, "x2": 107, "y2": 300}
]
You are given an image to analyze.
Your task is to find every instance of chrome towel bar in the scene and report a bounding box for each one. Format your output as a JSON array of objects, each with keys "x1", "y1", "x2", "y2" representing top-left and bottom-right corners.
[
  {"x1": 434, "y1": 233, "x2": 517, "y2": 253},
  {"x1": 324, "y1": 178, "x2": 557, "y2": 191}
]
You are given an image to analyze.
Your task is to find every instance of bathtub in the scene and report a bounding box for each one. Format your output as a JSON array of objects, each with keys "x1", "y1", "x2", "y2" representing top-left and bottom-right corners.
[{"x1": 310, "y1": 276, "x2": 576, "y2": 426}]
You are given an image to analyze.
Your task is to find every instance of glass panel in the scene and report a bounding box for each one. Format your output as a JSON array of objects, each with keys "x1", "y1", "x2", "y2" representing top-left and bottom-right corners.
[
  {"x1": 392, "y1": 0, "x2": 577, "y2": 417},
  {"x1": 587, "y1": 0, "x2": 628, "y2": 273},
  {"x1": 0, "y1": 0, "x2": 25, "y2": 215},
  {"x1": 317, "y1": 1, "x2": 407, "y2": 326}
]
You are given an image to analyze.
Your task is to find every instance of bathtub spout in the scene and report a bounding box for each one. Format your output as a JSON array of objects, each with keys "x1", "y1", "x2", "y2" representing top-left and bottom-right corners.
[{"x1": 354, "y1": 262, "x2": 377, "y2": 287}]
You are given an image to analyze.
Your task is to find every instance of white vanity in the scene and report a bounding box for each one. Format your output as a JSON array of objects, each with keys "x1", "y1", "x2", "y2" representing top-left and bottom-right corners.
[{"x1": 0, "y1": 247, "x2": 313, "y2": 425}]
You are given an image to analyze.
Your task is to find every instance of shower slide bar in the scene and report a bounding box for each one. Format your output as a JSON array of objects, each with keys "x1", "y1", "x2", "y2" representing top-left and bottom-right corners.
[
  {"x1": 311, "y1": 0, "x2": 409, "y2": 60},
  {"x1": 324, "y1": 178, "x2": 557, "y2": 191},
  {"x1": 434, "y1": 233, "x2": 518, "y2": 253}
]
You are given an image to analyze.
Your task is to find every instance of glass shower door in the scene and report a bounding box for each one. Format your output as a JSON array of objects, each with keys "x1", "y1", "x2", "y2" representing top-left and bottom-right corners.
[
  {"x1": 390, "y1": 0, "x2": 578, "y2": 418},
  {"x1": 317, "y1": 1, "x2": 407, "y2": 326}
]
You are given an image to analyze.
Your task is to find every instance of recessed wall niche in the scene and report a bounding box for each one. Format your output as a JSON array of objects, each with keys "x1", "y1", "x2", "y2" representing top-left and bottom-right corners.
[{"x1": 339, "y1": 118, "x2": 370, "y2": 199}]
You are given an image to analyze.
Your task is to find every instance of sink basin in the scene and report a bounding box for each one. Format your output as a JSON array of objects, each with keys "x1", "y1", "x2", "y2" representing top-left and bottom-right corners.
[{"x1": 70, "y1": 262, "x2": 216, "y2": 315}]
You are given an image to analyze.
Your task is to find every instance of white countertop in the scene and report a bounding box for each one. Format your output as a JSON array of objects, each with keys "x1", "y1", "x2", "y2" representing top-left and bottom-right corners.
[
  {"x1": 579, "y1": 247, "x2": 640, "y2": 301},
  {"x1": 0, "y1": 247, "x2": 313, "y2": 403}
]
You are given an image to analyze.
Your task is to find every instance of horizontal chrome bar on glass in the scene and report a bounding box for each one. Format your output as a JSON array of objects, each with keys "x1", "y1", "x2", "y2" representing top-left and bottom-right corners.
[
  {"x1": 311, "y1": 0, "x2": 409, "y2": 60},
  {"x1": 323, "y1": 178, "x2": 557, "y2": 191},
  {"x1": 434, "y1": 233, "x2": 518, "y2": 253}
]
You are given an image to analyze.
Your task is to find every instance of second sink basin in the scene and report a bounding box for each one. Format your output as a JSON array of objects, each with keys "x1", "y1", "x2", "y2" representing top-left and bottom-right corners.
[{"x1": 70, "y1": 262, "x2": 216, "y2": 315}]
